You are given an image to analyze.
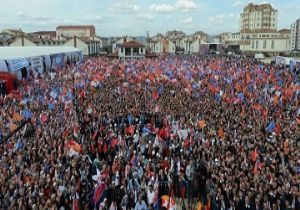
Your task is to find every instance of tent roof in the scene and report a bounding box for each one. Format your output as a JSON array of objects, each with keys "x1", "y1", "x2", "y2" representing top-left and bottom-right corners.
[{"x1": 0, "y1": 47, "x2": 82, "y2": 60}]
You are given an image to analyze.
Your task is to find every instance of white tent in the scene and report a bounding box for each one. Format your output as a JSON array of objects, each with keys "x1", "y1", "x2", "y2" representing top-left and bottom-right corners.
[
  {"x1": 0, "y1": 46, "x2": 83, "y2": 60},
  {"x1": 0, "y1": 47, "x2": 83, "y2": 79}
]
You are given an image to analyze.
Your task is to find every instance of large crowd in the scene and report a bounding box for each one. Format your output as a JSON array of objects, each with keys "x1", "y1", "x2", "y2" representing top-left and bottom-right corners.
[{"x1": 0, "y1": 55, "x2": 299, "y2": 210}]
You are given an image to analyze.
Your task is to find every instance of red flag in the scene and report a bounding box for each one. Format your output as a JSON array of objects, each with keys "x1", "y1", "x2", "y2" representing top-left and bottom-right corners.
[
  {"x1": 41, "y1": 114, "x2": 48, "y2": 124},
  {"x1": 152, "y1": 91, "x2": 159, "y2": 100},
  {"x1": 92, "y1": 131, "x2": 98, "y2": 141},
  {"x1": 252, "y1": 104, "x2": 262, "y2": 113},
  {"x1": 275, "y1": 124, "x2": 281, "y2": 136},
  {"x1": 63, "y1": 129, "x2": 69, "y2": 139},
  {"x1": 93, "y1": 182, "x2": 106, "y2": 204},
  {"x1": 67, "y1": 140, "x2": 82, "y2": 153},
  {"x1": 251, "y1": 148, "x2": 258, "y2": 162},
  {"x1": 126, "y1": 125, "x2": 135, "y2": 136},
  {"x1": 72, "y1": 198, "x2": 79, "y2": 210},
  {"x1": 110, "y1": 138, "x2": 118, "y2": 149}
]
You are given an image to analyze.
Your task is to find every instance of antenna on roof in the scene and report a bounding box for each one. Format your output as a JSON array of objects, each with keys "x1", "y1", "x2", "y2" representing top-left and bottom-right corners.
[{"x1": 146, "y1": 31, "x2": 150, "y2": 48}]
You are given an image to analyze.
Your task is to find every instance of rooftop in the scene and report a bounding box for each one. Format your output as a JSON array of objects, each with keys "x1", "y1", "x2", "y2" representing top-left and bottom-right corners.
[
  {"x1": 56, "y1": 25, "x2": 95, "y2": 30},
  {"x1": 119, "y1": 40, "x2": 145, "y2": 48}
]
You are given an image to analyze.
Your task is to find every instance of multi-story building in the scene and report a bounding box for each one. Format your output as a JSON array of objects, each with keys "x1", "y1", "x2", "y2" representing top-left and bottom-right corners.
[
  {"x1": 0, "y1": 32, "x2": 15, "y2": 46},
  {"x1": 2, "y1": 29, "x2": 25, "y2": 37},
  {"x1": 239, "y1": 29, "x2": 290, "y2": 55},
  {"x1": 239, "y1": 3, "x2": 290, "y2": 55},
  {"x1": 56, "y1": 25, "x2": 96, "y2": 38},
  {"x1": 179, "y1": 31, "x2": 208, "y2": 54},
  {"x1": 290, "y1": 19, "x2": 300, "y2": 51},
  {"x1": 240, "y1": 3, "x2": 278, "y2": 33},
  {"x1": 165, "y1": 30, "x2": 186, "y2": 49},
  {"x1": 30, "y1": 31, "x2": 56, "y2": 39}
]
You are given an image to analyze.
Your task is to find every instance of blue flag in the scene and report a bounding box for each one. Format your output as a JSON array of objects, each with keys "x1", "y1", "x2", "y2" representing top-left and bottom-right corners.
[
  {"x1": 266, "y1": 121, "x2": 275, "y2": 133},
  {"x1": 22, "y1": 109, "x2": 32, "y2": 120},
  {"x1": 16, "y1": 139, "x2": 24, "y2": 150},
  {"x1": 48, "y1": 103, "x2": 55, "y2": 110},
  {"x1": 237, "y1": 93, "x2": 244, "y2": 102}
]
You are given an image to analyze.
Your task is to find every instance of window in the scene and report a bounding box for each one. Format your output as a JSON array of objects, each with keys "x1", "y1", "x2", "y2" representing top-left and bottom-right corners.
[
  {"x1": 271, "y1": 40, "x2": 274, "y2": 49},
  {"x1": 263, "y1": 40, "x2": 267, "y2": 49},
  {"x1": 256, "y1": 40, "x2": 259, "y2": 49},
  {"x1": 252, "y1": 41, "x2": 254, "y2": 49}
]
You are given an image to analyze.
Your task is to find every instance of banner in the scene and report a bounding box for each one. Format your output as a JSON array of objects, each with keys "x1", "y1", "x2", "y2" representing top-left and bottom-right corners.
[
  {"x1": 7, "y1": 58, "x2": 29, "y2": 71},
  {"x1": 0, "y1": 60, "x2": 8, "y2": 72},
  {"x1": 30, "y1": 56, "x2": 44, "y2": 74}
]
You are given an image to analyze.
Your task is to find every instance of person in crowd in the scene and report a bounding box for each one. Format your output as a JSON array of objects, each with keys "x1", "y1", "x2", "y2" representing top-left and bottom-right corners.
[{"x1": 0, "y1": 55, "x2": 299, "y2": 210}]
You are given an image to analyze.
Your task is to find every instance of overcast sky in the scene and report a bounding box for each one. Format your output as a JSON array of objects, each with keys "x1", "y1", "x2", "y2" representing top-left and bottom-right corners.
[{"x1": 0, "y1": 0, "x2": 299, "y2": 36}]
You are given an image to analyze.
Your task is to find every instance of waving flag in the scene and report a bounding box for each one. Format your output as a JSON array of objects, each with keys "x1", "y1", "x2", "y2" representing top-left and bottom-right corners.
[
  {"x1": 48, "y1": 102, "x2": 55, "y2": 110},
  {"x1": 40, "y1": 114, "x2": 48, "y2": 124},
  {"x1": 218, "y1": 128, "x2": 225, "y2": 140},
  {"x1": 10, "y1": 123, "x2": 18, "y2": 132},
  {"x1": 93, "y1": 182, "x2": 107, "y2": 205},
  {"x1": 13, "y1": 112, "x2": 23, "y2": 122},
  {"x1": 197, "y1": 120, "x2": 206, "y2": 129},
  {"x1": 251, "y1": 148, "x2": 258, "y2": 162},
  {"x1": 161, "y1": 195, "x2": 176, "y2": 210},
  {"x1": 67, "y1": 140, "x2": 82, "y2": 156},
  {"x1": 265, "y1": 121, "x2": 275, "y2": 133},
  {"x1": 22, "y1": 109, "x2": 32, "y2": 120},
  {"x1": 125, "y1": 125, "x2": 135, "y2": 136}
]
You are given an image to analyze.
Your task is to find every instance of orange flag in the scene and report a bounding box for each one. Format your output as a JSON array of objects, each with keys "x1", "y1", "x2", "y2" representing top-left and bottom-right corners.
[
  {"x1": 198, "y1": 120, "x2": 206, "y2": 129},
  {"x1": 10, "y1": 124, "x2": 18, "y2": 132},
  {"x1": 197, "y1": 201, "x2": 203, "y2": 210},
  {"x1": 273, "y1": 95, "x2": 279, "y2": 105},
  {"x1": 218, "y1": 128, "x2": 225, "y2": 140},
  {"x1": 13, "y1": 112, "x2": 23, "y2": 122},
  {"x1": 67, "y1": 140, "x2": 82, "y2": 153}
]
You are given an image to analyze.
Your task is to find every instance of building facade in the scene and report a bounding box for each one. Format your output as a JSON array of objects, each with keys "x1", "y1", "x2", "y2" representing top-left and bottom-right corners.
[
  {"x1": 56, "y1": 25, "x2": 96, "y2": 38},
  {"x1": 117, "y1": 40, "x2": 145, "y2": 60},
  {"x1": 240, "y1": 3, "x2": 278, "y2": 33},
  {"x1": 239, "y1": 30, "x2": 290, "y2": 55},
  {"x1": 290, "y1": 19, "x2": 300, "y2": 51},
  {"x1": 150, "y1": 38, "x2": 176, "y2": 54},
  {"x1": 0, "y1": 32, "x2": 15, "y2": 46},
  {"x1": 9, "y1": 36, "x2": 63, "y2": 47},
  {"x1": 63, "y1": 36, "x2": 102, "y2": 56},
  {"x1": 1, "y1": 29, "x2": 25, "y2": 37},
  {"x1": 31, "y1": 31, "x2": 56, "y2": 39}
]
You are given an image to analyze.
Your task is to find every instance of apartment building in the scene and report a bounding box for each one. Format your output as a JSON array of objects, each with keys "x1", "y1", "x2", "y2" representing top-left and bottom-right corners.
[
  {"x1": 56, "y1": 25, "x2": 96, "y2": 38},
  {"x1": 240, "y1": 3, "x2": 278, "y2": 33},
  {"x1": 290, "y1": 19, "x2": 300, "y2": 51}
]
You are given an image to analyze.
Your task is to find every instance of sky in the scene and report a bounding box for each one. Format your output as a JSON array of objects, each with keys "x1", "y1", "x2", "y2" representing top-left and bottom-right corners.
[{"x1": 0, "y1": 0, "x2": 299, "y2": 37}]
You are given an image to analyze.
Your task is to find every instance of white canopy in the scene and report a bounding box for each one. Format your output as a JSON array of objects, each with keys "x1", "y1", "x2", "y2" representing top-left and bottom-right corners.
[{"x1": 0, "y1": 46, "x2": 82, "y2": 60}]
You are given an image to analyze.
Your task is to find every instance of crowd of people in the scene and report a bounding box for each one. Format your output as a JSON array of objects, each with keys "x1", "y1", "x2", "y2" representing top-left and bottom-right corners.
[{"x1": 0, "y1": 55, "x2": 299, "y2": 210}]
